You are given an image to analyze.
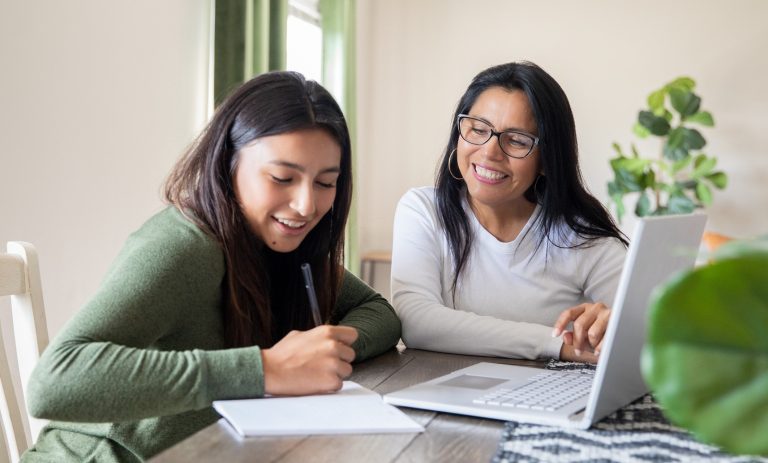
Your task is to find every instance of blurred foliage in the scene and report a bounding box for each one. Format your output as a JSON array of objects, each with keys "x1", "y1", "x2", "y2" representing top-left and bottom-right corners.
[{"x1": 642, "y1": 236, "x2": 768, "y2": 456}]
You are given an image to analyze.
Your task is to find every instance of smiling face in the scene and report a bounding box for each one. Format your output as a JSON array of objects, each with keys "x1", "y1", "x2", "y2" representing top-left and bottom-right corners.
[
  {"x1": 234, "y1": 128, "x2": 341, "y2": 253},
  {"x1": 457, "y1": 86, "x2": 541, "y2": 215}
]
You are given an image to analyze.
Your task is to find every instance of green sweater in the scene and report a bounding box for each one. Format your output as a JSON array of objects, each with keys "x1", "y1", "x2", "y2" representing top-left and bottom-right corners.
[{"x1": 23, "y1": 207, "x2": 401, "y2": 462}]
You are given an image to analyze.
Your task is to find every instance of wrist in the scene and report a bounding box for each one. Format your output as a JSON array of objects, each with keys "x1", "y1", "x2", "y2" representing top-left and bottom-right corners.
[{"x1": 261, "y1": 348, "x2": 276, "y2": 395}]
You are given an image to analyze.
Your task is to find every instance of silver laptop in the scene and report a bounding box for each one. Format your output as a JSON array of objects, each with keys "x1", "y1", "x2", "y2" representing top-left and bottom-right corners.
[{"x1": 384, "y1": 214, "x2": 707, "y2": 429}]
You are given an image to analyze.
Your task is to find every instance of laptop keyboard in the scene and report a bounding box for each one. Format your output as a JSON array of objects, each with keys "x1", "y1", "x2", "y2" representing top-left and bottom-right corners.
[{"x1": 472, "y1": 371, "x2": 594, "y2": 411}]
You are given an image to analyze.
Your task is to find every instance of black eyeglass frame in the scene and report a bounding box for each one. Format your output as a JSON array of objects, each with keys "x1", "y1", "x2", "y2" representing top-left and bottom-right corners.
[{"x1": 456, "y1": 114, "x2": 540, "y2": 159}]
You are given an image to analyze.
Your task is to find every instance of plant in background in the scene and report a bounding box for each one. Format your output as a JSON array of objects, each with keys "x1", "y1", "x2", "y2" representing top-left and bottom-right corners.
[{"x1": 608, "y1": 77, "x2": 728, "y2": 222}]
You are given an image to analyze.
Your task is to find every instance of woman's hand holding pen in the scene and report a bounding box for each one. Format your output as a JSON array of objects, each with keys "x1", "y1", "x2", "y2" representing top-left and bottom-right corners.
[
  {"x1": 262, "y1": 263, "x2": 358, "y2": 396},
  {"x1": 261, "y1": 325, "x2": 358, "y2": 396},
  {"x1": 552, "y1": 302, "x2": 611, "y2": 364}
]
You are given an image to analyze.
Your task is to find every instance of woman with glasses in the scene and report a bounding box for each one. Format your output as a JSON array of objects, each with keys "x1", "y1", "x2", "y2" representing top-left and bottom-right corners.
[
  {"x1": 23, "y1": 71, "x2": 401, "y2": 462},
  {"x1": 391, "y1": 61, "x2": 627, "y2": 363}
]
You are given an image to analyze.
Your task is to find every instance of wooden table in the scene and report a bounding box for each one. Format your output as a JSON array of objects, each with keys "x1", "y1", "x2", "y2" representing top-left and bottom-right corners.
[{"x1": 149, "y1": 347, "x2": 544, "y2": 463}]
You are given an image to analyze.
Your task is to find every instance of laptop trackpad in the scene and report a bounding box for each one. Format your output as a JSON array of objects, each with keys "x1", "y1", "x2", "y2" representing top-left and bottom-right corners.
[{"x1": 438, "y1": 374, "x2": 519, "y2": 390}]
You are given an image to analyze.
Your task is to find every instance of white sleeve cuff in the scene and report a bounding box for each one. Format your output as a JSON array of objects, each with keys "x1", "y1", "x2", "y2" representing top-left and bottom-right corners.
[{"x1": 542, "y1": 334, "x2": 564, "y2": 360}]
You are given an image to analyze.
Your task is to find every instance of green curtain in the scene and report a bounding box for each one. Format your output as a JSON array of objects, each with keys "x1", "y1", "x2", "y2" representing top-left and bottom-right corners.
[
  {"x1": 319, "y1": 0, "x2": 358, "y2": 274},
  {"x1": 213, "y1": 0, "x2": 287, "y2": 105}
]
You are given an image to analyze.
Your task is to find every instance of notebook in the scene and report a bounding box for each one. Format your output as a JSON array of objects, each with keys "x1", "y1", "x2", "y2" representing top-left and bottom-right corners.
[
  {"x1": 214, "y1": 381, "x2": 423, "y2": 436},
  {"x1": 383, "y1": 214, "x2": 707, "y2": 429}
]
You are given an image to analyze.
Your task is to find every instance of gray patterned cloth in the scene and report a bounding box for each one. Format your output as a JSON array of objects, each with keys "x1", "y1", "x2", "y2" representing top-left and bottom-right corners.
[{"x1": 491, "y1": 361, "x2": 767, "y2": 463}]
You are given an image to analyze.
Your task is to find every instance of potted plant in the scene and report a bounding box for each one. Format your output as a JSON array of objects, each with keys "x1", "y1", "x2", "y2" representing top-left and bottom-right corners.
[
  {"x1": 642, "y1": 236, "x2": 768, "y2": 456},
  {"x1": 607, "y1": 77, "x2": 728, "y2": 222}
]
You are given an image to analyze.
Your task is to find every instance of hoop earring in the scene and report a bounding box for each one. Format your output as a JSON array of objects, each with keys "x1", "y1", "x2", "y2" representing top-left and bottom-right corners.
[
  {"x1": 533, "y1": 174, "x2": 546, "y2": 203},
  {"x1": 448, "y1": 149, "x2": 463, "y2": 181}
]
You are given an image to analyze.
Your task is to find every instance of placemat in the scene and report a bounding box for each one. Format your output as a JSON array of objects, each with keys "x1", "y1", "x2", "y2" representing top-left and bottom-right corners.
[{"x1": 491, "y1": 360, "x2": 767, "y2": 463}]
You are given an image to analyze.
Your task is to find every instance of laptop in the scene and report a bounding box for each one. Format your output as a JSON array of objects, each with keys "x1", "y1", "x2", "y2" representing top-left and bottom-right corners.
[{"x1": 383, "y1": 214, "x2": 707, "y2": 429}]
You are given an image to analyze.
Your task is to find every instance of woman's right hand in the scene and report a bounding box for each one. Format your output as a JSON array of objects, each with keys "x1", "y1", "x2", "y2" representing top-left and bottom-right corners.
[
  {"x1": 559, "y1": 342, "x2": 599, "y2": 364},
  {"x1": 553, "y1": 302, "x2": 611, "y2": 364},
  {"x1": 261, "y1": 325, "x2": 358, "y2": 396}
]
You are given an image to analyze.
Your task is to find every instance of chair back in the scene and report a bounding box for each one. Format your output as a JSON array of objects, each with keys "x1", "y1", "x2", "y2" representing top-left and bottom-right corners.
[{"x1": 0, "y1": 242, "x2": 49, "y2": 462}]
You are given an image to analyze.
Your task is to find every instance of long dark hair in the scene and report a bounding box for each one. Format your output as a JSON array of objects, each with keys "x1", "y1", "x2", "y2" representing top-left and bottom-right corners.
[
  {"x1": 165, "y1": 71, "x2": 352, "y2": 347},
  {"x1": 436, "y1": 61, "x2": 627, "y2": 296}
]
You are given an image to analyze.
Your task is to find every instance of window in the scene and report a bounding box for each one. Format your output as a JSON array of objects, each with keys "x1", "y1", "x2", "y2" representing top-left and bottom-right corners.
[{"x1": 287, "y1": 0, "x2": 322, "y2": 82}]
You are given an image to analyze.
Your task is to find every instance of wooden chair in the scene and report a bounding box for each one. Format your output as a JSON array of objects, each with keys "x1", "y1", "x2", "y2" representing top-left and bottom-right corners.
[
  {"x1": 0, "y1": 242, "x2": 49, "y2": 462},
  {"x1": 360, "y1": 250, "x2": 392, "y2": 287}
]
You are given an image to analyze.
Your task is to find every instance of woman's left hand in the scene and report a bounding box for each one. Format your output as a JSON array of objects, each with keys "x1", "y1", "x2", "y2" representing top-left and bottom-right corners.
[{"x1": 552, "y1": 302, "x2": 611, "y2": 358}]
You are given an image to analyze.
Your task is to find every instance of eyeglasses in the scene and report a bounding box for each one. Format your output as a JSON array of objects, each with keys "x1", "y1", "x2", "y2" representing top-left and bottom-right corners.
[{"x1": 457, "y1": 114, "x2": 539, "y2": 159}]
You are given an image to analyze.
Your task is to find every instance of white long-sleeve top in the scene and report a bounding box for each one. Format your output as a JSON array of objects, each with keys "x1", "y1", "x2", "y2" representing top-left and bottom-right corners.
[{"x1": 391, "y1": 187, "x2": 627, "y2": 360}]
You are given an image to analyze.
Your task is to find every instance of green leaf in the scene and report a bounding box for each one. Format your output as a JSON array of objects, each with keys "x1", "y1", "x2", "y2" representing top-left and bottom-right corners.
[
  {"x1": 611, "y1": 142, "x2": 624, "y2": 157},
  {"x1": 693, "y1": 156, "x2": 717, "y2": 178},
  {"x1": 624, "y1": 158, "x2": 650, "y2": 173},
  {"x1": 610, "y1": 157, "x2": 625, "y2": 172},
  {"x1": 611, "y1": 193, "x2": 625, "y2": 223},
  {"x1": 642, "y1": 251, "x2": 768, "y2": 455},
  {"x1": 665, "y1": 76, "x2": 696, "y2": 92},
  {"x1": 684, "y1": 128, "x2": 706, "y2": 150},
  {"x1": 693, "y1": 153, "x2": 707, "y2": 168},
  {"x1": 666, "y1": 183, "x2": 683, "y2": 195},
  {"x1": 635, "y1": 192, "x2": 652, "y2": 216},
  {"x1": 687, "y1": 111, "x2": 715, "y2": 127},
  {"x1": 667, "y1": 194, "x2": 696, "y2": 214},
  {"x1": 610, "y1": 159, "x2": 634, "y2": 186},
  {"x1": 706, "y1": 171, "x2": 728, "y2": 189},
  {"x1": 646, "y1": 169, "x2": 656, "y2": 189},
  {"x1": 669, "y1": 88, "x2": 701, "y2": 118},
  {"x1": 648, "y1": 88, "x2": 666, "y2": 115},
  {"x1": 612, "y1": 156, "x2": 650, "y2": 175},
  {"x1": 630, "y1": 144, "x2": 640, "y2": 158},
  {"x1": 607, "y1": 180, "x2": 623, "y2": 196},
  {"x1": 696, "y1": 182, "x2": 713, "y2": 206},
  {"x1": 664, "y1": 127, "x2": 689, "y2": 161},
  {"x1": 614, "y1": 168, "x2": 644, "y2": 192},
  {"x1": 638, "y1": 110, "x2": 671, "y2": 136},
  {"x1": 666, "y1": 128, "x2": 707, "y2": 160},
  {"x1": 671, "y1": 156, "x2": 693, "y2": 174},
  {"x1": 633, "y1": 122, "x2": 651, "y2": 138},
  {"x1": 667, "y1": 127, "x2": 685, "y2": 148},
  {"x1": 664, "y1": 146, "x2": 689, "y2": 162}
]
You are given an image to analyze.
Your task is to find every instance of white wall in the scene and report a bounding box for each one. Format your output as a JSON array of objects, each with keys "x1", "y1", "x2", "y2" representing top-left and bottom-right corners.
[
  {"x1": 0, "y1": 1, "x2": 210, "y2": 344},
  {"x1": 356, "y1": 0, "x2": 768, "y2": 272},
  {"x1": 2, "y1": 0, "x2": 767, "y2": 338}
]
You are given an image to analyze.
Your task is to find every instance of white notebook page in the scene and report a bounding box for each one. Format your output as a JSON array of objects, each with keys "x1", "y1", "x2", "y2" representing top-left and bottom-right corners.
[{"x1": 213, "y1": 381, "x2": 424, "y2": 436}]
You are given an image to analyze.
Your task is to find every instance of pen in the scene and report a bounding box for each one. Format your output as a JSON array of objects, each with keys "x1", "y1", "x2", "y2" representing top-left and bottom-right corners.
[{"x1": 301, "y1": 263, "x2": 323, "y2": 326}]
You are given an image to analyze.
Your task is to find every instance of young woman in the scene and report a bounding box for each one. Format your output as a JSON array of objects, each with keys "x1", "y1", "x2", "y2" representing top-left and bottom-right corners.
[
  {"x1": 23, "y1": 71, "x2": 401, "y2": 462},
  {"x1": 391, "y1": 61, "x2": 627, "y2": 363}
]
